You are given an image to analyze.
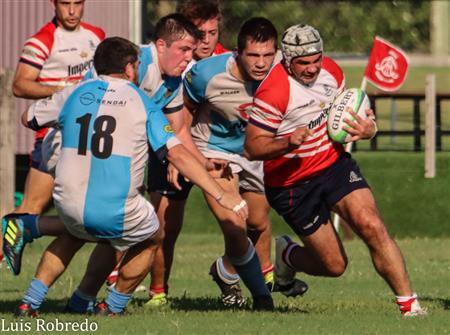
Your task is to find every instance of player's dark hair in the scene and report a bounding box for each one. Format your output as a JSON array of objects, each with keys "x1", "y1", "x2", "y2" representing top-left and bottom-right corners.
[
  {"x1": 155, "y1": 13, "x2": 203, "y2": 46},
  {"x1": 237, "y1": 17, "x2": 278, "y2": 54},
  {"x1": 176, "y1": 0, "x2": 221, "y2": 25},
  {"x1": 94, "y1": 37, "x2": 139, "y2": 75}
]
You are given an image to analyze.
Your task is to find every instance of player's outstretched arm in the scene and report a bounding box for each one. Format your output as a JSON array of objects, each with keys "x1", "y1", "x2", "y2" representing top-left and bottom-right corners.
[
  {"x1": 167, "y1": 143, "x2": 248, "y2": 220},
  {"x1": 244, "y1": 123, "x2": 313, "y2": 161}
]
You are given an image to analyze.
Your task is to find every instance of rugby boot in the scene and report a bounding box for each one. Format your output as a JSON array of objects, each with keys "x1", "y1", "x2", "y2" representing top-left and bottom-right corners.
[{"x1": 209, "y1": 260, "x2": 246, "y2": 308}]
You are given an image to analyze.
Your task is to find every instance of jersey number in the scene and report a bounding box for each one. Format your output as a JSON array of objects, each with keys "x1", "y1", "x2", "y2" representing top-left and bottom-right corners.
[{"x1": 76, "y1": 113, "x2": 116, "y2": 159}]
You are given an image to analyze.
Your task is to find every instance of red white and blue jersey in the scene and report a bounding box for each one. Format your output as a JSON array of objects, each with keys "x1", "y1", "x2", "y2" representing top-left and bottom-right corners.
[
  {"x1": 26, "y1": 76, "x2": 179, "y2": 239},
  {"x1": 19, "y1": 17, "x2": 104, "y2": 86},
  {"x1": 19, "y1": 17, "x2": 104, "y2": 140},
  {"x1": 249, "y1": 56, "x2": 345, "y2": 187}
]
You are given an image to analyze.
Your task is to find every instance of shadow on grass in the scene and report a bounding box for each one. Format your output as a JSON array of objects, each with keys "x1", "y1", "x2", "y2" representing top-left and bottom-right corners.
[
  {"x1": 132, "y1": 295, "x2": 308, "y2": 313},
  {"x1": 0, "y1": 298, "x2": 69, "y2": 317},
  {"x1": 421, "y1": 296, "x2": 450, "y2": 310}
]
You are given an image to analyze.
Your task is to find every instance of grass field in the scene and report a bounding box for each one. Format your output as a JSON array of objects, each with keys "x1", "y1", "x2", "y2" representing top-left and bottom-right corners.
[
  {"x1": 0, "y1": 235, "x2": 448, "y2": 334},
  {"x1": 1, "y1": 152, "x2": 449, "y2": 334}
]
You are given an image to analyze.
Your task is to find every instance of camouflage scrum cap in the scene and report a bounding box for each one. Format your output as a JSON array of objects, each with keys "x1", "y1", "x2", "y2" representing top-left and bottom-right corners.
[{"x1": 281, "y1": 24, "x2": 323, "y2": 69}]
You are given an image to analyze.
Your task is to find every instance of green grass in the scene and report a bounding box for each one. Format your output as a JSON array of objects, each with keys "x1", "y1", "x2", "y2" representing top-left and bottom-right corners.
[
  {"x1": 0, "y1": 235, "x2": 448, "y2": 334},
  {"x1": 3, "y1": 152, "x2": 448, "y2": 334}
]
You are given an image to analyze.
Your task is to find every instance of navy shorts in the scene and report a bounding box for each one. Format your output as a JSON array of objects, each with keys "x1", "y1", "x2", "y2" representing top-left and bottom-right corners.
[
  {"x1": 147, "y1": 149, "x2": 193, "y2": 201},
  {"x1": 30, "y1": 138, "x2": 43, "y2": 169},
  {"x1": 265, "y1": 153, "x2": 369, "y2": 237}
]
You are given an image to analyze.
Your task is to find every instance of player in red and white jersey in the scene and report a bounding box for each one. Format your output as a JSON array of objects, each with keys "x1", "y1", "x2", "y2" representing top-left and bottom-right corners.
[
  {"x1": 1, "y1": 0, "x2": 104, "y2": 273},
  {"x1": 249, "y1": 53, "x2": 345, "y2": 187},
  {"x1": 245, "y1": 24, "x2": 426, "y2": 316},
  {"x1": 11, "y1": 0, "x2": 104, "y2": 215}
]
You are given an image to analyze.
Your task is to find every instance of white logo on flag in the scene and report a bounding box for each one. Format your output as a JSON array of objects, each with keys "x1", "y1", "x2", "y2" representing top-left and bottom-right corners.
[{"x1": 374, "y1": 50, "x2": 400, "y2": 84}]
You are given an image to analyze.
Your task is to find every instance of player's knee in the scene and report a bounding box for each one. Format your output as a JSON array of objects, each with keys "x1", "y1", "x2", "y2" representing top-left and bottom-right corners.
[
  {"x1": 355, "y1": 213, "x2": 388, "y2": 244},
  {"x1": 247, "y1": 216, "x2": 270, "y2": 233},
  {"x1": 323, "y1": 256, "x2": 348, "y2": 277},
  {"x1": 151, "y1": 227, "x2": 165, "y2": 247}
]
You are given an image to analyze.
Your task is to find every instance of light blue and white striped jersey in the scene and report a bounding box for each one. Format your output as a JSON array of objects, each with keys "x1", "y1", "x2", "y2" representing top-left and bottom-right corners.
[
  {"x1": 84, "y1": 43, "x2": 183, "y2": 113},
  {"x1": 27, "y1": 75, "x2": 180, "y2": 239},
  {"x1": 183, "y1": 52, "x2": 262, "y2": 155}
]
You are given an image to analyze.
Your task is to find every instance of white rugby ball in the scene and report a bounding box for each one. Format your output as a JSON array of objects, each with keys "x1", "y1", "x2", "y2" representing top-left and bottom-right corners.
[{"x1": 327, "y1": 88, "x2": 370, "y2": 143}]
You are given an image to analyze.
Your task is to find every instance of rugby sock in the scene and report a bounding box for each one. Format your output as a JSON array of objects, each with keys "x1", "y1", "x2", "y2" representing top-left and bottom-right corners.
[
  {"x1": 262, "y1": 264, "x2": 274, "y2": 286},
  {"x1": 67, "y1": 288, "x2": 96, "y2": 313},
  {"x1": 216, "y1": 257, "x2": 240, "y2": 284},
  {"x1": 396, "y1": 293, "x2": 418, "y2": 314},
  {"x1": 149, "y1": 285, "x2": 167, "y2": 296},
  {"x1": 21, "y1": 214, "x2": 41, "y2": 240},
  {"x1": 105, "y1": 287, "x2": 132, "y2": 313},
  {"x1": 230, "y1": 241, "x2": 271, "y2": 298},
  {"x1": 283, "y1": 243, "x2": 299, "y2": 268},
  {"x1": 22, "y1": 278, "x2": 48, "y2": 310}
]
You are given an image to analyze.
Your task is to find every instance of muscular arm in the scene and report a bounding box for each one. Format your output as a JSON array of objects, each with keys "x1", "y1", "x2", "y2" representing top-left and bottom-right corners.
[
  {"x1": 167, "y1": 143, "x2": 247, "y2": 219},
  {"x1": 165, "y1": 103, "x2": 207, "y2": 166},
  {"x1": 244, "y1": 123, "x2": 312, "y2": 161},
  {"x1": 13, "y1": 63, "x2": 63, "y2": 99}
]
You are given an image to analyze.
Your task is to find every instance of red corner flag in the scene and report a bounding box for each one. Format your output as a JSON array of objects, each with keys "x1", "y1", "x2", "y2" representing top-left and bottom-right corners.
[{"x1": 364, "y1": 36, "x2": 409, "y2": 91}]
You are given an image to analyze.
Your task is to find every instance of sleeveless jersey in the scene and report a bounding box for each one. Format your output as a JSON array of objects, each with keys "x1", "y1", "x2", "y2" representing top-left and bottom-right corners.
[
  {"x1": 19, "y1": 17, "x2": 104, "y2": 139},
  {"x1": 183, "y1": 52, "x2": 263, "y2": 155},
  {"x1": 249, "y1": 57, "x2": 345, "y2": 187},
  {"x1": 26, "y1": 76, "x2": 179, "y2": 239}
]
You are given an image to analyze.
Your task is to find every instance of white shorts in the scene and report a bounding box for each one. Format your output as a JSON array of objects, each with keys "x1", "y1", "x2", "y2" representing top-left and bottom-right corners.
[
  {"x1": 201, "y1": 149, "x2": 265, "y2": 193},
  {"x1": 56, "y1": 197, "x2": 160, "y2": 252},
  {"x1": 40, "y1": 128, "x2": 61, "y2": 178}
]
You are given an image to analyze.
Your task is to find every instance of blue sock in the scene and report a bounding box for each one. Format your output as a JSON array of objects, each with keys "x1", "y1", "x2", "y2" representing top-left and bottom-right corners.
[
  {"x1": 21, "y1": 214, "x2": 41, "y2": 240},
  {"x1": 230, "y1": 241, "x2": 271, "y2": 298},
  {"x1": 217, "y1": 257, "x2": 240, "y2": 283},
  {"x1": 67, "y1": 289, "x2": 96, "y2": 313},
  {"x1": 22, "y1": 278, "x2": 48, "y2": 310},
  {"x1": 105, "y1": 287, "x2": 132, "y2": 313}
]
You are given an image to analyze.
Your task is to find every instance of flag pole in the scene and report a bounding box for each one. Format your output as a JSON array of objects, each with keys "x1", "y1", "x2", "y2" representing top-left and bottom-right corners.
[{"x1": 333, "y1": 76, "x2": 368, "y2": 231}]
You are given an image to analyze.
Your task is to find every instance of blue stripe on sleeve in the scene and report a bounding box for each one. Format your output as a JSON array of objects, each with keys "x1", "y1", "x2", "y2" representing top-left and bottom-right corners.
[
  {"x1": 183, "y1": 53, "x2": 231, "y2": 104},
  {"x1": 127, "y1": 83, "x2": 175, "y2": 153},
  {"x1": 138, "y1": 45, "x2": 153, "y2": 85}
]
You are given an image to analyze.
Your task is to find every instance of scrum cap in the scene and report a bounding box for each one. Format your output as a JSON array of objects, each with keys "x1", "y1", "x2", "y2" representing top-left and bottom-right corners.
[{"x1": 281, "y1": 24, "x2": 322, "y2": 68}]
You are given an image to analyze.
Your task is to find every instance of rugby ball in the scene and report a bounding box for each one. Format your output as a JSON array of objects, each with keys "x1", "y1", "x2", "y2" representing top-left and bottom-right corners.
[{"x1": 327, "y1": 88, "x2": 370, "y2": 143}]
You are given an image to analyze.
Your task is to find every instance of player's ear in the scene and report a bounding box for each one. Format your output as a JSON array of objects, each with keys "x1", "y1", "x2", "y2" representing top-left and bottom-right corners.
[{"x1": 155, "y1": 38, "x2": 167, "y2": 54}]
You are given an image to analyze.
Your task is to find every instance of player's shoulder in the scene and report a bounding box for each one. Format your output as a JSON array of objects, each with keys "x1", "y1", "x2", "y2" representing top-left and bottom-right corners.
[
  {"x1": 80, "y1": 22, "x2": 105, "y2": 40},
  {"x1": 258, "y1": 63, "x2": 290, "y2": 95},
  {"x1": 28, "y1": 20, "x2": 58, "y2": 48},
  {"x1": 321, "y1": 55, "x2": 344, "y2": 86},
  {"x1": 188, "y1": 52, "x2": 232, "y2": 83}
]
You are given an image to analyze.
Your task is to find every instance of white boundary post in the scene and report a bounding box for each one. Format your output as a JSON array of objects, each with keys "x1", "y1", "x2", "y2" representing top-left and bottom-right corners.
[
  {"x1": 333, "y1": 78, "x2": 368, "y2": 231},
  {"x1": 424, "y1": 74, "x2": 436, "y2": 178},
  {"x1": 0, "y1": 68, "x2": 16, "y2": 218}
]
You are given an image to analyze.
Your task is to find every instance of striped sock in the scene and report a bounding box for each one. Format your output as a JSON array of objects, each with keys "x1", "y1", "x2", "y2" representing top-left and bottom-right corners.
[
  {"x1": 23, "y1": 278, "x2": 48, "y2": 310},
  {"x1": 105, "y1": 287, "x2": 132, "y2": 314},
  {"x1": 230, "y1": 241, "x2": 271, "y2": 298},
  {"x1": 216, "y1": 257, "x2": 240, "y2": 284}
]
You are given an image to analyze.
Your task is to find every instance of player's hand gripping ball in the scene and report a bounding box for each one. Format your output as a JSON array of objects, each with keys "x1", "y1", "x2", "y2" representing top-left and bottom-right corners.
[{"x1": 327, "y1": 88, "x2": 370, "y2": 143}]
